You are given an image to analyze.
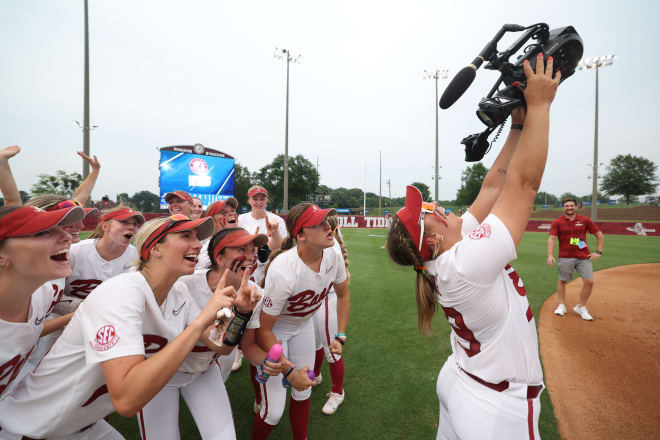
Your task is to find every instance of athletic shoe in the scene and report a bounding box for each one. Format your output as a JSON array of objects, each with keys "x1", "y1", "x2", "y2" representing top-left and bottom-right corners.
[
  {"x1": 554, "y1": 304, "x2": 566, "y2": 316},
  {"x1": 231, "y1": 349, "x2": 243, "y2": 371},
  {"x1": 314, "y1": 373, "x2": 323, "y2": 386},
  {"x1": 321, "y1": 391, "x2": 345, "y2": 415},
  {"x1": 573, "y1": 305, "x2": 594, "y2": 321},
  {"x1": 253, "y1": 400, "x2": 262, "y2": 415}
]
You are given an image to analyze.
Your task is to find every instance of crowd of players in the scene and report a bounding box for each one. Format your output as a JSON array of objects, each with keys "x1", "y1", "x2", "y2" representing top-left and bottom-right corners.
[{"x1": 0, "y1": 146, "x2": 350, "y2": 439}]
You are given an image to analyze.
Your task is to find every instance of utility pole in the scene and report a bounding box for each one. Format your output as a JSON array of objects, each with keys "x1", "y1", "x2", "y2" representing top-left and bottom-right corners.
[
  {"x1": 379, "y1": 150, "x2": 382, "y2": 216},
  {"x1": 82, "y1": 0, "x2": 90, "y2": 179},
  {"x1": 386, "y1": 178, "x2": 391, "y2": 213},
  {"x1": 424, "y1": 68, "x2": 449, "y2": 201}
]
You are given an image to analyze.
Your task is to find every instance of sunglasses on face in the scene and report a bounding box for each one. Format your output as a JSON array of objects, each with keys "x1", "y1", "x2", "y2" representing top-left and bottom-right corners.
[{"x1": 418, "y1": 203, "x2": 451, "y2": 252}]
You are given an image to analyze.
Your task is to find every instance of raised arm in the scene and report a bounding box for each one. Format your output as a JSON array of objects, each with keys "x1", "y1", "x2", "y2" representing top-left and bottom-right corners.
[
  {"x1": 491, "y1": 55, "x2": 560, "y2": 248},
  {"x1": 72, "y1": 151, "x2": 101, "y2": 206},
  {"x1": 0, "y1": 146, "x2": 22, "y2": 206},
  {"x1": 468, "y1": 108, "x2": 524, "y2": 223}
]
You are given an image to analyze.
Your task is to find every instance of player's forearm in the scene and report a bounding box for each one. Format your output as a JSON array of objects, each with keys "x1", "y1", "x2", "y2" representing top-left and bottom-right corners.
[
  {"x1": 481, "y1": 128, "x2": 520, "y2": 191},
  {"x1": 268, "y1": 231, "x2": 283, "y2": 251},
  {"x1": 107, "y1": 321, "x2": 205, "y2": 416},
  {"x1": 336, "y1": 292, "x2": 350, "y2": 334},
  {"x1": 596, "y1": 232, "x2": 604, "y2": 252},
  {"x1": 0, "y1": 161, "x2": 21, "y2": 207},
  {"x1": 240, "y1": 329, "x2": 266, "y2": 366},
  {"x1": 256, "y1": 326, "x2": 279, "y2": 353},
  {"x1": 199, "y1": 328, "x2": 235, "y2": 355},
  {"x1": 547, "y1": 236, "x2": 556, "y2": 257},
  {"x1": 40, "y1": 313, "x2": 73, "y2": 336},
  {"x1": 72, "y1": 168, "x2": 99, "y2": 205},
  {"x1": 506, "y1": 105, "x2": 550, "y2": 192}
]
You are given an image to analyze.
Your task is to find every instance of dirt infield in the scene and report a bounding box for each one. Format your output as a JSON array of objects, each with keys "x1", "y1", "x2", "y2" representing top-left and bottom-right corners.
[{"x1": 538, "y1": 264, "x2": 660, "y2": 440}]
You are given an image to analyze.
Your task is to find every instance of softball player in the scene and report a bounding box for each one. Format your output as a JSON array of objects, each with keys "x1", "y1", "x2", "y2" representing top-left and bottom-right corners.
[
  {"x1": 137, "y1": 227, "x2": 268, "y2": 440},
  {"x1": 165, "y1": 190, "x2": 195, "y2": 217},
  {"x1": 196, "y1": 197, "x2": 239, "y2": 270},
  {"x1": 386, "y1": 56, "x2": 559, "y2": 440},
  {"x1": 26, "y1": 195, "x2": 99, "y2": 243},
  {"x1": 0, "y1": 205, "x2": 84, "y2": 398},
  {"x1": 0, "y1": 214, "x2": 237, "y2": 439},
  {"x1": 192, "y1": 197, "x2": 204, "y2": 220},
  {"x1": 252, "y1": 203, "x2": 350, "y2": 440},
  {"x1": 312, "y1": 216, "x2": 351, "y2": 414}
]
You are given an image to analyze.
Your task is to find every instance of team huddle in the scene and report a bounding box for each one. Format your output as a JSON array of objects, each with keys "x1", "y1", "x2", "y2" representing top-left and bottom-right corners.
[{"x1": 3, "y1": 56, "x2": 568, "y2": 440}]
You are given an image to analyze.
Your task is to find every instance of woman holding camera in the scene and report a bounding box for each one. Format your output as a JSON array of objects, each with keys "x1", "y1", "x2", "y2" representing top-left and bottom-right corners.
[{"x1": 386, "y1": 55, "x2": 560, "y2": 439}]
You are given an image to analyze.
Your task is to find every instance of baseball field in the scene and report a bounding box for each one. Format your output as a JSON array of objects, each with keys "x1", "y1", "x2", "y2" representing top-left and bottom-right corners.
[{"x1": 107, "y1": 230, "x2": 660, "y2": 439}]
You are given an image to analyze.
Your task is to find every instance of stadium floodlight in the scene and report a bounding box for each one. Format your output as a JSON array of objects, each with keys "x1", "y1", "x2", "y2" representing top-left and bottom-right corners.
[
  {"x1": 578, "y1": 54, "x2": 616, "y2": 220},
  {"x1": 423, "y1": 68, "x2": 449, "y2": 201},
  {"x1": 274, "y1": 48, "x2": 302, "y2": 213}
]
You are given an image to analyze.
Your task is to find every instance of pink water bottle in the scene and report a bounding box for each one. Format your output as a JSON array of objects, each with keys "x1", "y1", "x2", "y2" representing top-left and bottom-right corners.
[{"x1": 256, "y1": 343, "x2": 283, "y2": 383}]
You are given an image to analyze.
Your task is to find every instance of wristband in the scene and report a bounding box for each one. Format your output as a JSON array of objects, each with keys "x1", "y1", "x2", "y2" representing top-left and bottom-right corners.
[
  {"x1": 511, "y1": 124, "x2": 523, "y2": 130},
  {"x1": 335, "y1": 333, "x2": 346, "y2": 338},
  {"x1": 335, "y1": 336, "x2": 346, "y2": 346},
  {"x1": 282, "y1": 367, "x2": 294, "y2": 388},
  {"x1": 222, "y1": 307, "x2": 253, "y2": 347},
  {"x1": 595, "y1": 250, "x2": 602, "y2": 254}
]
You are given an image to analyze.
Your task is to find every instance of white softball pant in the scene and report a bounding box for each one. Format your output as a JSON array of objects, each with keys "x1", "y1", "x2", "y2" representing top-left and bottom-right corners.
[
  {"x1": 258, "y1": 319, "x2": 315, "y2": 426},
  {"x1": 137, "y1": 361, "x2": 235, "y2": 440},
  {"x1": 313, "y1": 292, "x2": 342, "y2": 363},
  {"x1": 0, "y1": 419, "x2": 123, "y2": 440},
  {"x1": 436, "y1": 355, "x2": 543, "y2": 440}
]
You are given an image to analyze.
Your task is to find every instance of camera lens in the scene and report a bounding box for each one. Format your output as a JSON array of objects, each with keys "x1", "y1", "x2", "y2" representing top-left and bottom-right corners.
[{"x1": 477, "y1": 111, "x2": 493, "y2": 127}]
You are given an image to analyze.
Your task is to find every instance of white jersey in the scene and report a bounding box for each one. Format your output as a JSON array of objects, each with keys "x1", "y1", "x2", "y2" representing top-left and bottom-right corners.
[
  {"x1": 238, "y1": 212, "x2": 287, "y2": 283},
  {"x1": 57, "y1": 239, "x2": 138, "y2": 314},
  {"x1": 426, "y1": 212, "x2": 542, "y2": 386},
  {"x1": 195, "y1": 238, "x2": 211, "y2": 270},
  {"x1": 178, "y1": 270, "x2": 262, "y2": 372},
  {"x1": 0, "y1": 281, "x2": 56, "y2": 398},
  {"x1": 261, "y1": 246, "x2": 347, "y2": 338},
  {"x1": 0, "y1": 272, "x2": 200, "y2": 437}
]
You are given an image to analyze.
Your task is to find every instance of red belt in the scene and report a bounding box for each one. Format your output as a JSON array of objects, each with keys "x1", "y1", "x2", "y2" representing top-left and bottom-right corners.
[{"x1": 463, "y1": 370, "x2": 542, "y2": 399}]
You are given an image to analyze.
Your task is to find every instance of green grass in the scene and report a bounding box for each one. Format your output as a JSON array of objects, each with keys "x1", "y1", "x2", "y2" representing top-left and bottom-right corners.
[{"x1": 108, "y1": 230, "x2": 660, "y2": 439}]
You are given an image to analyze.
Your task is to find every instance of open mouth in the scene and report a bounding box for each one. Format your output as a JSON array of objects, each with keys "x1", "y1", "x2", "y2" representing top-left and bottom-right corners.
[
  {"x1": 124, "y1": 233, "x2": 134, "y2": 241},
  {"x1": 227, "y1": 217, "x2": 237, "y2": 224},
  {"x1": 183, "y1": 253, "x2": 198, "y2": 264},
  {"x1": 50, "y1": 248, "x2": 69, "y2": 263}
]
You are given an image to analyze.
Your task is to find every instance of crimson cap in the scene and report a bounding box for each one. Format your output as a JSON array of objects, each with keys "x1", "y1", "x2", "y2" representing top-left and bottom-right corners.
[
  {"x1": 0, "y1": 206, "x2": 85, "y2": 240},
  {"x1": 291, "y1": 205, "x2": 337, "y2": 238},
  {"x1": 396, "y1": 185, "x2": 431, "y2": 261}
]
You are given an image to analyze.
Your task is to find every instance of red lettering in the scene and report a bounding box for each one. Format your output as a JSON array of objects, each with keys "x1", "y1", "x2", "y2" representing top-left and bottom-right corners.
[
  {"x1": 68, "y1": 279, "x2": 103, "y2": 300},
  {"x1": 285, "y1": 283, "x2": 334, "y2": 317},
  {"x1": 82, "y1": 384, "x2": 108, "y2": 407},
  {"x1": 505, "y1": 264, "x2": 526, "y2": 297},
  {"x1": 441, "y1": 307, "x2": 481, "y2": 357},
  {"x1": 0, "y1": 347, "x2": 35, "y2": 396},
  {"x1": 48, "y1": 283, "x2": 64, "y2": 313},
  {"x1": 143, "y1": 334, "x2": 168, "y2": 354}
]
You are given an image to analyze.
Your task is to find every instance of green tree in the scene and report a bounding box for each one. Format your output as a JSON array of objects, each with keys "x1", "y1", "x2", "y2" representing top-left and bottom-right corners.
[
  {"x1": 30, "y1": 170, "x2": 82, "y2": 198},
  {"x1": 233, "y1": 162, "x2": 254, "y2": 210},
  {"x1": 456, "y1": 163, "x2": 488, "y2": 206},
  {"x1": 19, "y1": 190, "x2": 30, "y2": 204},
  {"x1": 535, "y1": 191, "x2": 558, "y2": 205},
  {"x1": 411, "y1": 182, "x2": 431, "y2": 202},
  {"x1": 558, "y1": 192, "x2": 579, "y2": 205},
  {"x1": 580, "y1": 192, "x2": 606, "y2": 203},
  {"x1": 255, "y1": 154, "x2": 319, "y2": 210},
  {"x1": 116, "y1": 192, "x2": 130, "y2": 206},
  {"x1": 600, "y1": 154, "x2": 658, "y2": 204},
  {"x1": 132, "y1": 191, "x2": 160, "y2": 213}
]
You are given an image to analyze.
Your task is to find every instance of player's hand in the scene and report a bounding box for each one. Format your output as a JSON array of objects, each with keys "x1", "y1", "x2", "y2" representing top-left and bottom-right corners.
[
  {"x1": 522, "y1": 53, "x2": 561, "y2": 108},
  {"x1": 234, "y1": 266, "x2": 261, "y2": 314},
  {"x1": 265, "y1": 218, "x2": 280, "y2": 238},
  {"x1": 588, "y1": 253, "x2": 601, "y2": 261},
  {"x1": 330, "y1": 340, "x2": 343, "y2": 355},
  {"x1": 77, "y1": 151, "x2": 101, "y2": 171},
  {"x1": 289, "y1": 366, "x2": 316, "y2": 391},
  {"x1": 263, "y1": 347, "x2": 293, "y2": 376},
  {"x1": 547, "y1": 256, "x2": 556, "y2": 266},
  {"x1": 0, "y1": 146, "x2": 20, "y2": 162},
  {"x1": 198, "y1": 269, "x2": 235, "y2": 328}
]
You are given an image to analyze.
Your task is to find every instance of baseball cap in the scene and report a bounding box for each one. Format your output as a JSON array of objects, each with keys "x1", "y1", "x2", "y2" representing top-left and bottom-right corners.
[
  {"x1": 211, "y1": 228, "x2": 269, "y2": 261},
  {"x1": 0, "y1": 206, "x2": 85, "y2": 240},
  {"x1": 396, "y1": 185, "x2": 431, "y2": 261},
  {"x1": 206, "y1": 197, "x2": 239, "y2": 218},
  {"x1": 248, "y1": 186, "x2": 268, "y2": 198},
  {"x1": 140, "y1": 215, "x2": 215, "y2": 261},
  {"x1": 101, "y1": 208, "x2": 146, "y2": 225},
  {"x1": 164, "y1": 191, "x2": 193, "y2": 204},
  {"x1": 291, "y1": 205, "x2": 338, "y2": 238}
]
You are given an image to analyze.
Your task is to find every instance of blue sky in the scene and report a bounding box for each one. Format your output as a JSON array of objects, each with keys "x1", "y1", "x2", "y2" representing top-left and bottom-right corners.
[{"x1": 1, "y1": 0, "x2": 658, "y2": 202}]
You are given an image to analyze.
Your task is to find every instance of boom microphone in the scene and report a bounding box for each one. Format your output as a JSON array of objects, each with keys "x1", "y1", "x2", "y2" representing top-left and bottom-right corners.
[{"x1": 439, "y1": 61, "x2": 480, "y2": 109}]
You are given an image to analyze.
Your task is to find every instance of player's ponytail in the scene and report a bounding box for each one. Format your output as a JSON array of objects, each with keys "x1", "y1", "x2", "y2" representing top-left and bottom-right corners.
[
  {"x1": 327, "y1": 215, "x2": 350, "y2": 284},
  {"x1": 386, "y1": 216, "x2": 437, "y2": 335}
]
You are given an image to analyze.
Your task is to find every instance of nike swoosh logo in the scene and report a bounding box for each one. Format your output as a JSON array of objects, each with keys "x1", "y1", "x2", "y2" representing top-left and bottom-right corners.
[
  {"x1": 172, "y1": 302, "x2": 186, "y2": 316},
  {"x1": 122, "y1": 264, "x2": 133, "y2": 271},
  {"x1": 35, "y1": 315, "x2": 45, "y2": 325},
  {"x1": 326, "y1": 266, "x2": 333, "y2": 273},
  {"x1": 59, "y1": 299, "x2": 73, "y2": 303}
]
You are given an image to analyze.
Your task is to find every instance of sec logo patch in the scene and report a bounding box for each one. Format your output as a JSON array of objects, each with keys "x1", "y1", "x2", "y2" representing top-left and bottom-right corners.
[
  {"x1": 469, "y1": 224, "x2": 491, "y2": 240},
  {"x1": 264, "y1": 297, "x2": 273, "y2": 308},
  {"x1": 90, "y1": 325, "x2": 119, "y2": 351}
]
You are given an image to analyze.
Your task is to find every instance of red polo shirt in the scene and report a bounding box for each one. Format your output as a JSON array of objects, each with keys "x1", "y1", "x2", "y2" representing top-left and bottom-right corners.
[{"x1": 549, "y1": 214, "x2": 600, "y2": 259}]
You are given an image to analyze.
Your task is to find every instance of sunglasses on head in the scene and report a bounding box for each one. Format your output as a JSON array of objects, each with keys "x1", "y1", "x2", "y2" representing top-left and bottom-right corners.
[
  {"x1": 142, "y1": 214, "x2": 191, "y2": 251},
  {"x1": 418, "y1": 203, "x2": 451, "y2": 252},
  {"x1": 46, "y1": 199, "x2": 82, "y2": 211}
]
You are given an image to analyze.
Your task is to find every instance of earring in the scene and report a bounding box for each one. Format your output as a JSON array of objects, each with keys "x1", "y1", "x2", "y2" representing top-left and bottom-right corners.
[
  {"x1": 2, "y1": 261, "x2": 9, "y2": 270},
  {"x1": 437, "y1": 235, "x2": 444, "y2": 242}
]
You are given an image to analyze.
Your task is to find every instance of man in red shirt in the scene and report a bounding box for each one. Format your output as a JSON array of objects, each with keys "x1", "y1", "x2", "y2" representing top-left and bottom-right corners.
[{"x1": 547, "y1": 198, "x2": 604, "y2": 320}]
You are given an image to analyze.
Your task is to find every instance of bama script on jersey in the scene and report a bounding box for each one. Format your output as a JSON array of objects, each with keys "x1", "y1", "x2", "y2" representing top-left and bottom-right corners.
[{"x1": 285, "y1": 282, "x2": 334, "y2": 317}]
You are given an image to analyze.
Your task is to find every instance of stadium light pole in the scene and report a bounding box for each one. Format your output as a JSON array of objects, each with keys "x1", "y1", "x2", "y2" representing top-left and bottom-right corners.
[
  {"x1": 423, "y1": 68, "x2": 449, "y2": 201},
  {"x1": 82, "y1": 0, "x2": 91, "y2": 179},
  {"x1": 578, "y1": 54, "x2": 616, "y2": 221},
  {"x1": 275, "y1": 48, "x2": 302, "y2": 214}
]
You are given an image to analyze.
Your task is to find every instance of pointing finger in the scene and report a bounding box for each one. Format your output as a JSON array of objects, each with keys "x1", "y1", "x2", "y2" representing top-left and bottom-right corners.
[
  {"x1": 216, "y1": 268, "x2": 230, "y2": 292},
  {"x1": 240, "y1": 265, "x2": 250, "y2": 290}
]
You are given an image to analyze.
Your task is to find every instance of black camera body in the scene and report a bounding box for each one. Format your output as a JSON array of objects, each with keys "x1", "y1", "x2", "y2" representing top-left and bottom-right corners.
[{"x1": 443, "y1": 23, "x2": 583, "y2": 162}]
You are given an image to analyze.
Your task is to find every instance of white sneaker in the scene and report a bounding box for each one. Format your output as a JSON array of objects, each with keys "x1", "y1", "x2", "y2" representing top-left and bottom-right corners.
[
  {"x1": 573, "y1": 305, "x2": 594, "y2": 321},
  {"x1": 253, "y1": 400, "x2": 262, "y2": 415},
  {"x1": 231, "y1": 349, "x2": 243, "y2": 371},
  {"x1": 321, "y1": 391, "x2": 344, "y2": 415},
  {"x1": 314, "y1": 373, "x2": 323, "y2": 386},
  {"x1": 554, "y1": 304, "x2": 566, "y2": 316}
]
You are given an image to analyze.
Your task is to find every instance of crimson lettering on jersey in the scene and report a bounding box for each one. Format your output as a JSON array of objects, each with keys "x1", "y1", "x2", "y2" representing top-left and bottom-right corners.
[
  {"x1": 143, "y1": 334, "x2": 168, "y2": 354},
  {"x1": 285, "y1": 283, "x2": 334, "y2": 317},
  {"x1": 81, "y1": 384, "x2": 108, "y2": 407},
  {"x1": 0, "y1": 347, "x2": 34, "y2": 396},
  {"x1": 504, "y1": 264, "x2": 526, "y2": 297},
  {"x1": 48, "y1": 283, "x2": 64, "y2": 314},
  {"x1": 441, "y1": 307, "x2": 481, "y2": 357},
  {"x1": 68, "y1": 279, "x2": 103, "y2": 300}
]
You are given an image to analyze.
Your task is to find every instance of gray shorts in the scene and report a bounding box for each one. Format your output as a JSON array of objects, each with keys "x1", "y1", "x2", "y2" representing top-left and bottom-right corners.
[{"x1": 557, "y1": 258, "x2": 593, "y2": 282}]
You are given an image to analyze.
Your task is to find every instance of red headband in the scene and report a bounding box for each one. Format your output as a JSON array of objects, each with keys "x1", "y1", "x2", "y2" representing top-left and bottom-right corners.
[
  {"x1": 102, "y1": 208, "x2": 145, "y2": 224},
  {"x1": 139, "y1": 215, "x2": 214, "y2": 261},
  {"x1": 248, "y1": 187, "x2": 267, "y2": 198},
  {"x1": 290, "y1": 205, "x2": 337, "y2": 238}
]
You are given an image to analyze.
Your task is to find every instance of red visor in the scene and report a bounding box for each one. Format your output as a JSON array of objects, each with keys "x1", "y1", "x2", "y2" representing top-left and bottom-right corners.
[
  {"x1": 206, "y1": 197, "x2": 238, "y2": 217},
  {"x1": 396, "y1": 186, "x2": 431, "y2": 261},
  {"x1": 164, "y1": 191, "x2": 193, "y2": 204},
  {"x1": 0, "y1": 206, "x2": 85, "y2": 240},
  {"x1": 211, "y1": 229, "x2": 268, "y2": 262},
  {"x1": 290, "y1": 205, "x2": 338, "y2": 238},
  {"x1": 248, "y1": 187, "x2": 268, "y2": 198},
  {"x1": 140, "y1": 215, "x2": 214, "y2": 261},
  {"x1": 101, "y1": 208, "x2": 146, "y2": 225}
]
